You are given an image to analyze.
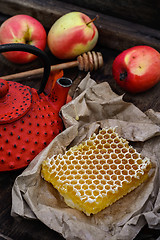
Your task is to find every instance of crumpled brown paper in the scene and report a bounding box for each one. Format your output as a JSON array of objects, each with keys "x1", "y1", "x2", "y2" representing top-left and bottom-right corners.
[{"x1": 11, "y1": 73, "x2": 160, "y2": 240}]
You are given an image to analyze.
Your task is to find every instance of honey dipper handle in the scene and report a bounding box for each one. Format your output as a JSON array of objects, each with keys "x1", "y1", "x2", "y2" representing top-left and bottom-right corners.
[{"x1": 1, "y1": 60, "x2": 79, "y2": 81}]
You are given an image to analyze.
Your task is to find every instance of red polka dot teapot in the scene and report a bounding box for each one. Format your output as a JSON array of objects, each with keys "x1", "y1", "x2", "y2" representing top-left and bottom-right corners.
[{"x1": 0, "y1": 43, "x2": 72, "y2": 171}]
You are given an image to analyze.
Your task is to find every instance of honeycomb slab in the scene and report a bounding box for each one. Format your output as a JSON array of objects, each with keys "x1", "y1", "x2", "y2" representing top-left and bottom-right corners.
[{"x1": 41, "y1": 127, "x2": 152, "y2": 216}]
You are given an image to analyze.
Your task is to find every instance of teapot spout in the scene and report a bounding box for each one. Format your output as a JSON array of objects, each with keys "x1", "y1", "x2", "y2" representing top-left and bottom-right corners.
[{"x1": 49, "y1": 77, "x2": 72, "y2": 110}]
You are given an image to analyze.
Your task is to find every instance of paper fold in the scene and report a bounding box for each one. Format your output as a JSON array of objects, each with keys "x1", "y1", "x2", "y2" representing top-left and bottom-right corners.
[{"x1": 11, "y1": 73, "x2": 160, "y2": 240}]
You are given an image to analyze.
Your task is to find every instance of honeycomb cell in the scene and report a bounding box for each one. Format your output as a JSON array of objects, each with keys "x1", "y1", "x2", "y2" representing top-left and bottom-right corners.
[
  {"x1": 110, "y1": 164, "x2": 117, "y2": 170},
  {"x1": 100, "y1": 159, "x2": 105, "y2": 165},
  {"x1": 104, "y1": 154, "x2": 110, "y2": 159},
  {"x1": 104, "y1": 143, "x2": 110, "y2": 148},
  {"x1": 85, "y1": 190, "x2": 92, "y2": 196},
  {"x1": 78, "y1": 169, "x2": 85, "y2": 175},
  {"x1": 89, "y1": 164, "x2": 95, "y2": 170},
  {"x1": 101, "y1": 139, "x2": 106, "y2": 144},
  {"x1": 107, "y1": 169, "x2": 113, "y2": 175},
  {"x1": 105, "y1": 185, "x2": 111, "y2": 190},
  {"x1": 100, "y1": 169, "x2": 105, "y2": 175},
  {"x1": 82, "y1": 174, "x2": 88, "y2": 180},
  {"x1": 122, "y1": 148, "x2": 128, "y2": 153},
  {"x1": 96, "y1": 164, "x2": 102, "y2": 170},
  {"x1": 60, "y1": 176, "x2": 66, "y2": 181},
  {"x1": 111, "y1": 175, "x2": 117, "y2": 180},
  {"x1": 107, "y1": 138, "x2": 113, "y2": 144},
  {"x1": 97, "y1": 174, "x2": 103, "y2": 180},
  {"x1": 83, "y1": 155, "x2": 88, "y2": 160},
  {"x1": 111, "y1": 133, "x2": 117, "y2": 139},
  {"x1": 86, "y1": 169, "x2": 92, "y2": 175},
  {"x1": 71, "y1": 169, "x2": 77, "y2": 175},
  {"x1": 62, "y1": 165, "x2": 67, "y2": 171},
  {"x1": 118, "y1": 153, "x2": 124, "y2": 159},
  {"x1": 93, "y1": 149, "x2": 99, "y2": 154},
  {"x1": 125, "y1": 164, "x2": 131, "y2": 170},
  {"x1": 89, "y1": 174, "x2": 96, "y2": 180},
  {"x1": 108, "y1": 148, "x2": 113, "y2": 154},
  {"x1": 67, "y1": 175, "x2": 73, "y2": 181},
  {"x1": 122, "y1": 159, "x2": 128, "y2": 164},
  {"x1": 82, "y1": 184, "x2": 88, "y2": 190},
  {"x1": 107, "y1": 159, "x2": 113, "y2": 164},
  {"x1": 115, "y1": 148, "x2": 121, "y2": 154},
  {"x1": 100, "y1": 149, "x2": 107, "y2": 154},
  {"x1": 114, "y1": 169, "x2": 121, "y2": 175},
  {"x1": 82, "y1": 164, "x2": 88, "y2": 170},
  {"x1": 97, "y1": 184, "x2": 103, "y2": 190},
  {"x1": 68, "y1": 165, "x2": 74, "y2": 170},
  {"x1": 125, "y1": 153, "x2": 131, "y2": 159},
  {"x1": 125, "y1": 175, "x2": 132, "y2": 182},
  {"x1": 75, "y1": 164, "x2": 81, "y2": 170},
  {"x1": 41, "y1": 127, "x2": 152, "y2": 216},
  {"x1": 103, "y1": 164, "x2": 109, "y2": 170},
  {"x1": 114, "y1": 159, "x2": 121, "y2": 164},
  {"x1": 93, "y1": 169, "x2": 99, "y2": 175},
  {"x1": 119, "y1": 164, "x2": 124, "y2": 170},
  {"x1": 111, "y1": 143, "x2": 117, "y2": 149},
  {"x1": 111, "y1": 153, "x2": 117, "y2": 159},
  {"x1": 86, "y1": 179, "x2": 92, "y2": 185},
  {"x1": 75, "y1": 184, "x2": 81, "y2": 190},
  {"x1": 115, "y1": 180, "x2": 121, "y2": 186},
  {"x1": 59, "y1": 170, "x2": 63, "y2": 176},
  {"x1": 104, "y1": 133, "x2": 110, "y2": 139},
  {"x1": 79, "y1": 179, "x2": 85, "y2": 185},
  {"x1": 75, "y1": 174, "x2": 81, "y2": 180},
  {"x1": 69, "y1": 155, "x2": 74, "y2": 160},
  {"x1": 122, "y1": 170, "x2": 128, "y2": 175},
  {"x1": 107, "y1": 129, "x2": 113, "y2": 134},
  {"x1": 97, "y1": 154, "x2": 102, "y2": 159},
  {"x1": 93, "y1": 159, "x2": 98, "y2": 165},
  {"x1": 101, "y1": 179, "x2": 106, "y2": 185},
  {"x1": 104, "y1": 174, "x2": 110, "y2": 180},
  {"x1": 97, "y1": 144, "x2": 103, "y2": 149},
  {"x1": 93, "y1": 190, "x2": 99, "y2": 196},
  {"x1": 114, "y1": 138, "x2": 120, "y2": 144},
  {"x1": 89, "y1": 184, "x2": 96, "y2": 190},
  {"x1": 64, "y1": 170, "x2": 70, "y2": 175}
]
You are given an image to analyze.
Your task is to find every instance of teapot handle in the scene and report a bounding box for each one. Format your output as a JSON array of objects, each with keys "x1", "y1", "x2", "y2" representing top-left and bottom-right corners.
[{"x1": 0, "y1": 43, "x2": 51, "y2": 94}]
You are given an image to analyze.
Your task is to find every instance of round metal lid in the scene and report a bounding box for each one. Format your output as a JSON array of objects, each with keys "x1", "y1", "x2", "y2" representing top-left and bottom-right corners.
[{"x1": 0, "y1": 79, "x2": 32, "y2": 124}]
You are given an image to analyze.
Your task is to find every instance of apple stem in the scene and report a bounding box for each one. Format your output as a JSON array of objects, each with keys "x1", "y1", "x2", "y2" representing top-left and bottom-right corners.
[
  {"x1": 86, "y1": 15, "x2": 99, "y2": 26},
  {"x1": 120, "y1": 71, "x2": 127, "y2": 81}
]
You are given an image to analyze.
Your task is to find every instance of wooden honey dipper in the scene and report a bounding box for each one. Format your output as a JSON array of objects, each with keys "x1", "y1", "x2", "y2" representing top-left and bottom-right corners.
[{"x1": 1, "y1": 51, "x2": 103, "y2": 81}]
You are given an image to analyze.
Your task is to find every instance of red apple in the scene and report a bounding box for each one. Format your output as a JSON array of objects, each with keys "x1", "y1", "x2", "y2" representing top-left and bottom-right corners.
[
  {"x1": 112, "y1": 45, "x2": 160, "y2": 93},
  {"x1": 47, "y1": 12, "x2": 98, "y2": 59},
  {"x1": 0, "y1": 14, "x2": 47, "y2": 64}
]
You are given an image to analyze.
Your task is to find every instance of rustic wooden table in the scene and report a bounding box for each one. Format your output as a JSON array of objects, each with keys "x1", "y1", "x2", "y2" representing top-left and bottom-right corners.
[
  {"x1": 0, "y1": 1, "x2": 160, "y2": 239},
  {"x1": 0, "y1": 44, "x2": 160, "y2": 240}
]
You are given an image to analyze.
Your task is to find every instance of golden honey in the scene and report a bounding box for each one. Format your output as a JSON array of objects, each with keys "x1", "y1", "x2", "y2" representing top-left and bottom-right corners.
[{"x1": 41, "y1": 127, "x2": 152, "y2": 216}]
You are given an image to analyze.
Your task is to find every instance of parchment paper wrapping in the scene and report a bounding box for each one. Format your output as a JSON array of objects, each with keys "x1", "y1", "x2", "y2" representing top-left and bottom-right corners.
[{"x1": 11, "y1": 73, "x2": 160, "y2": 240}]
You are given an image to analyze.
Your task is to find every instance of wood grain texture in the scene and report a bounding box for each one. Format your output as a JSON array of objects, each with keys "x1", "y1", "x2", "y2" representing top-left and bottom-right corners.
[
  {"x1": 0, "y1": 0, "x2": 160, "y2": 52},
  {"x1": 0, "y1": 2, "x2": 160, "y2": 239},
  {"x1": 58, "y1": 0, "x2": 160, "y2": 30},
  {"x1": 0, "y1": 45, "x2": 160, "y2": 240}
]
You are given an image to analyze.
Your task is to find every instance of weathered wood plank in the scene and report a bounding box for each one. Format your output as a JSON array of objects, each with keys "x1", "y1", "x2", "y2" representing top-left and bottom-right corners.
[
  {"x1": 58, "y1": 0, "x2": 160, "y2": 30},
  {"x1": 0, "y1": 0, "x2": 160, "y2": 52}
]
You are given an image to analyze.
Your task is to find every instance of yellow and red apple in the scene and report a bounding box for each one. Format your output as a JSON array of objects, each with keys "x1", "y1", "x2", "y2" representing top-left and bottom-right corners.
[
  {"x1": 112, "y1": 45, "x2": 160, "y2": 93},
  {"x1": 47, "y1": 12, "x2": 98, "y2": 59},
  {"x1": 0, "y1": 14, "x2": 47, "y2": 64}
]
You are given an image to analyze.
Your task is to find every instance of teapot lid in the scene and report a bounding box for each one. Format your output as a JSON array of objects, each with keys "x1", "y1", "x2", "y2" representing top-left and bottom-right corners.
[{"x1": 0, "y1": 79, "x2": 32, "y2": 124}]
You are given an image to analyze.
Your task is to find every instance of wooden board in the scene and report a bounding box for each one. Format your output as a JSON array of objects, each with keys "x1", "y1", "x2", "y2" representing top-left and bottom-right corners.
[
  {"x1": 0, "y1": 0, "x2": 160, "y2": 52},
  {"x1": 59, "y1": 0, "x2": 160, "y2": 30},
  {"x1": 0, "y1": 1, "x2": 160, "y2": 239},
  {"x1": 0, "y1": 45, "x2": 160, "y2": 240}
]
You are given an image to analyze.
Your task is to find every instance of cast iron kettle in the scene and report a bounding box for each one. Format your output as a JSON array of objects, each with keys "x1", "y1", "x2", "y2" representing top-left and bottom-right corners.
[{"x1": 0, "y1": 43, "x2": 72, "y2": 171}]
